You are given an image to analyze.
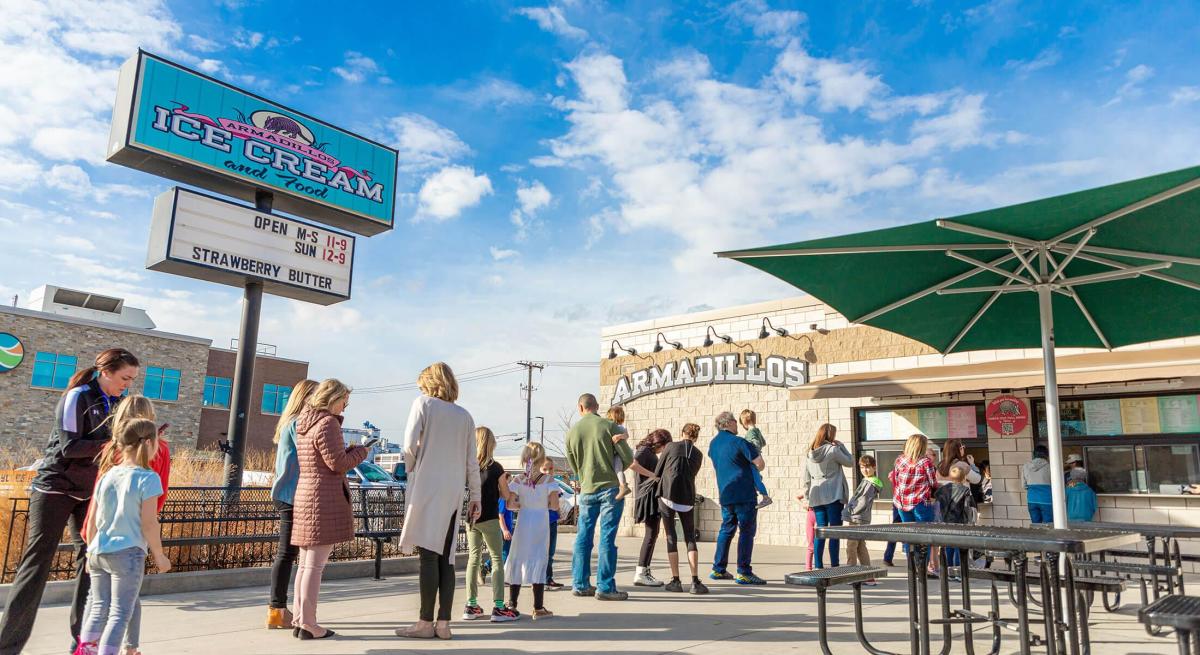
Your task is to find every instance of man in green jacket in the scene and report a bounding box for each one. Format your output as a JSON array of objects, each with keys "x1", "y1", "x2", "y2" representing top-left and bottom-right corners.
[{"x1": 566, "y1": 393, "x2": 634, "y2": 600}]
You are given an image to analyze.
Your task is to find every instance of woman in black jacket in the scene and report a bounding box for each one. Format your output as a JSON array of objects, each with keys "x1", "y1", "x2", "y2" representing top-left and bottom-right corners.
[
  {"x1": 0, "y1": 348, "x2": 140, "y2": 655},
  {"x1": 655, "y1": 422, "x2": 707, "y2": 594},
  {"x1": 631, "y1": 429, "x2": 671, "y2": 588}
]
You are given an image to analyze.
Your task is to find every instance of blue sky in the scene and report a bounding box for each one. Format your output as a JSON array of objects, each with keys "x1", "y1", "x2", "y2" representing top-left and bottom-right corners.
[{"x1": 2, "y1": 0, "x2": 1198, "y2": 455}]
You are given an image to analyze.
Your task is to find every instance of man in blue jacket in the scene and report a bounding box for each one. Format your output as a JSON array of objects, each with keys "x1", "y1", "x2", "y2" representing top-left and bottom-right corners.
[{"x1": 708, "y1": 411, "x2": 766, "y2": 585}]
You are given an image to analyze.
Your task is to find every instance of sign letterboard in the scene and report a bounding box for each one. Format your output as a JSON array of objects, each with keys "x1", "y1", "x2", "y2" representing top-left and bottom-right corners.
[{"x1": 146, "y1": 188, "x2": 354, "y2": 305}]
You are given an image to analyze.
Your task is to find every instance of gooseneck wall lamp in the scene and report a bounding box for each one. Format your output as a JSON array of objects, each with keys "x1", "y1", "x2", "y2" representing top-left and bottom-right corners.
[
  {"x1": 608, "y1": 340, "x2": 638, "y2": 359},
  {"x1": 759, "y1": 317, "x2": 788, "y2": 339},
  {"x1": 653, "y1": 332, "x2": 684, "y2": 352},
  {"x1": 702, "y1": 326, "x2": 733, "y2": 348}
]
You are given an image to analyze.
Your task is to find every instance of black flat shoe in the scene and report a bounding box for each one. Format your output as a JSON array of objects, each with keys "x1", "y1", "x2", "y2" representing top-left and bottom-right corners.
[
  {"x1": 298, "y1": 628, "x2": 336, "y2": 640},
  {"x1": 292, "y1": 627, "x2": 300, "y2": 638}
]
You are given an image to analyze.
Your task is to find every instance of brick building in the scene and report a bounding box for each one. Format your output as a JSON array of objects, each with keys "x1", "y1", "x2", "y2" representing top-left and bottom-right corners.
[
  {"x1": 0, "y1": 285, "x2": 308, "y2": 458},
  {"x1": 601, "y1": 296, "x2": 1200, "y2": 568}
]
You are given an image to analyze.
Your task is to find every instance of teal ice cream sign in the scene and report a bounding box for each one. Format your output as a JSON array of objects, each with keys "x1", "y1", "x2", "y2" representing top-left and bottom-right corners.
[{"x1": 109, "y1": 51, "x2": 396, "y2": 236}]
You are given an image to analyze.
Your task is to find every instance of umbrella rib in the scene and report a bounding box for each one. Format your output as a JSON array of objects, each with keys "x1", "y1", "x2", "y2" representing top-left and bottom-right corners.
[
  {"x1": 938, "y1": 283, "x2": 1035, "y2": 295},
  {"x1": 1049, "y1": 229, "x2": 1095, "y2": 282},
  {"x1": 1067, "y1": 289, "x2": 1111, "y2": 350},
  {"x1": 852, "y1": 251, "x2": 1021, "y2": 323},
  {"x1": 714, "y1": 244, "x2": 1006, "y2": 258},
  {"x1": 1077, "y1": 245, "x2": 1200, "y2": 268},
  {"x1": 945, "y1": 279, "x2": 1013, "y2": 353},
  {"x1": 1010, "y1": 245, "x2": 1041, "y2": 280},
  {"x1": 1052, "y1": 246, "x2": 1200, "y2": 292},
  {"x1": 1058, "y1": 262, "x2": 1172, "y2": 287},
  {"x1": 936, "y1": 220, "x2": 1040, "y2": 247},
  {"x1": 1047, "y1": 176, "x2": 1200, "y2": 247},
  {"x1": 946, "y1": 251, "x2": 1033, "y2": 285}
]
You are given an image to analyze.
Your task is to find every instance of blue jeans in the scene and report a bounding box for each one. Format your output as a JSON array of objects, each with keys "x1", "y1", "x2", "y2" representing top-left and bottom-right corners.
[
  {"x1": 945, "y1": 547, "x2": 961, "y2": 568},
  {"x1": 751, "y1": 467, "x2": 768, "y2": 496},
  {"x1": 546, "y1": 520, "x2": 558, "y2": 581},
  {"x1": 898, "y1": 502, "x2": 936, "y2": 554},
  {"x1": 883, "y1": 506, "x2": 902, "y2": 563},
  {"x1": 1028, "y1": 502, "x2": 1053, "y2": 524},
  {"x1": 80, "y1": 547, "x2": 145, "y2": 652},
  {"x1": 811, "y1": 501, "x2": 844, "y2": 569},
  {"x1": 572, "y1": 487, "x2": 624, "y2": 594},
  {"x1": 712, "y1": 502, "x2": 758, "y2": 575}
]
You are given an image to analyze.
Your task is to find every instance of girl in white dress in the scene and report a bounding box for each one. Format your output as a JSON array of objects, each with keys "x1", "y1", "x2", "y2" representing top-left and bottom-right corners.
[{"x1": 503, "y1": 442, "x2": 560, "y2": 620}]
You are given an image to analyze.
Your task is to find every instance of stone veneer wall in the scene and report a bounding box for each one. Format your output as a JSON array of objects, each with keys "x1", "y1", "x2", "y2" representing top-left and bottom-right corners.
[
  {"x1": 599, "y1": 297, "x2": 1200, "y2": 572},
  {"x1": 0, "y1": 308, "x2": 210, "y2": 456}
]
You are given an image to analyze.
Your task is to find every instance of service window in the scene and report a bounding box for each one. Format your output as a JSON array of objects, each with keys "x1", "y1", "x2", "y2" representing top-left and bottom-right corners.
[{"x1": 854, "y1": 403, "x2": 989, "y2": 501}]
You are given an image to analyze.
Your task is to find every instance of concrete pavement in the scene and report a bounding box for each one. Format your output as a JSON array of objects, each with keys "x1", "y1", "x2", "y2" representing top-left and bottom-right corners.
[{"x1": 13, "y1": 538, "x2": 1184, "y2": 654}]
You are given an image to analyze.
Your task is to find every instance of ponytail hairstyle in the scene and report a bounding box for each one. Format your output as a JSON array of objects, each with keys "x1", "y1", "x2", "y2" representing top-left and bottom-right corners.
[
  {"x1": 636, "y1": 428, "x2": 672, "y2": 451},
  {"x1": 274, "y1": 379, "x2": 318, "y2": 443},
  {"x1": 476, "y1": 426, "x2": 496, "y2": 470},
  {"x1": 112, "y1": 418, "x2": 159, "y2": 470},
  {"x1": 97, "y1": 395, "x2": 157, "y2": 475},
  {"x1": 519, "y1": 441, "x2": 547, "y2": 487},
  {"x1": 606, "y1": 405, "x2": 626, "y2": 425},
  {"x1": 68, "y1": 348, "x2": 139, "y2": 393},
  {"x1": 681, "y1": 423, "x2": 701, "y2": 442}
]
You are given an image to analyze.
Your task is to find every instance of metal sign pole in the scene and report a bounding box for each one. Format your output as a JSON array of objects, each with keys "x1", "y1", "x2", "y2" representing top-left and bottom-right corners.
[{"x1": 222, "y1": 190, "x2": 271, "y2": 501}]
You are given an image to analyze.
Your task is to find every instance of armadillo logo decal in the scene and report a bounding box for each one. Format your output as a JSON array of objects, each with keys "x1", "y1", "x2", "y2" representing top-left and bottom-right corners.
[{"x1": 0, "y1": 333, "x2": 24, "y2": 373}]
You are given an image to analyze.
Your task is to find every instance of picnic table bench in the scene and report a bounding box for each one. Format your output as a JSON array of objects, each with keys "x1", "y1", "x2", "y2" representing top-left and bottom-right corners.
[
  {"x1": 1138, "y1": 595, "x2": 1200, "y2": 654},
  {"x1": 784, "y1": 565, "x2": 893, "y2": 655}
]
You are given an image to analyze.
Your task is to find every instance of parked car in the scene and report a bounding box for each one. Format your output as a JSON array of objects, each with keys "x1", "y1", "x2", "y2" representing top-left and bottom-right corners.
[
  {"x1": 553, "y1": 477, "x2": 577, "y2": 524},
  {"x1": 346, "y1": 460, "x2": 405, "y2": 490}
]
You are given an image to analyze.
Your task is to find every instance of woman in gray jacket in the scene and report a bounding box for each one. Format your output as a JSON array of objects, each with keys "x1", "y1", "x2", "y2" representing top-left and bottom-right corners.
[{"x1": 796, "y1": 424, "x2": 853, "y2": 569}]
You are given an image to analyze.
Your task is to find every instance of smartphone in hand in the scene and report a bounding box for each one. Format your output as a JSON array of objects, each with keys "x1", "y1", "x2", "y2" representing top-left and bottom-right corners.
[
  {"x1": 157, "y1": 423, "x2": 170, "y2": 436},
  {"x1": 362, "y1": 437, "x2": 381, "y2": 448}
]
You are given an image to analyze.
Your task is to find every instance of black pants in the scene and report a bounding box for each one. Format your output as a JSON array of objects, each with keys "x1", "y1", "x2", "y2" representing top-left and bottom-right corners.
[
  {"x1": 417, "y1": 516, "x2": 457, "y2": 622},
  {"x1": 0, "y1": 490, "x2": 90, "y2": 655},
  {"x1": 659, "y1": 500, "x2": 698, "y2": 553},
  {"x1": 269, "y1": 501, "x2": 300, "y2": 609},
  {"x1": 637, "y1": 512, "x2": 663, "y2": 568},
  {"x1": 508, "y1": 583, "x2": 545, "y2": 610}
]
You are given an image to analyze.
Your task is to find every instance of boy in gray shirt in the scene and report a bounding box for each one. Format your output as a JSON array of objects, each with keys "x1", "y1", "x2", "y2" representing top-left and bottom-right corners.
[{"x1": 842, "y1": 455, "x2": 883, "y2": 582}]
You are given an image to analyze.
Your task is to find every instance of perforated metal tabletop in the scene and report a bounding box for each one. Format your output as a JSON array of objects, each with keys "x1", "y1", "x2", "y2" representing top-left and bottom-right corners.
[{"x1": 817, "y1": 523, "x2": 1140, "y2": 554}]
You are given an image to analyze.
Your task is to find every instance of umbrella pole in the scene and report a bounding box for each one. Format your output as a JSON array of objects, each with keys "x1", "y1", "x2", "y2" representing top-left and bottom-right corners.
[{"x1": 1037, "y1": 284, "x2": 1069, "y2": 529}]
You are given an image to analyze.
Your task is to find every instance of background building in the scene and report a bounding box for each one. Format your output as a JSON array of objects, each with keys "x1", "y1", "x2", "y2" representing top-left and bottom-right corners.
[
  {"x1": 0, "y1": 285, "x2": 308, "y2": 458},
  {"x1": 601, "y1": 296, "x2": 1200, "y2": 568}
]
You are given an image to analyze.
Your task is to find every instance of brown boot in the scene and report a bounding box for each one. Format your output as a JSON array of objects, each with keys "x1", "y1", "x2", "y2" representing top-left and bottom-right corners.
[{"x1": 265, "y1": 606, "x2": 293, "y2": 629}]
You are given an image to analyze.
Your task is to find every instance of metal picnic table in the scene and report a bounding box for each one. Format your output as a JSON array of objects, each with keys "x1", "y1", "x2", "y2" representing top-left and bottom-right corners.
[
  {"x1": 1072, "y1": 520, "x2": 1200, "y2": 598},
  {"x1": 818, "y1": 524, "x2": 1140, "y2": 655}
]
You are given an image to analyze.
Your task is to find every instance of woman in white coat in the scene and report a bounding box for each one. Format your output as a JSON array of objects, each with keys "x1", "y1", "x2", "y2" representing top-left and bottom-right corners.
[{"x1": 395, "y1": 363, "x2": 481, "y2": 641}]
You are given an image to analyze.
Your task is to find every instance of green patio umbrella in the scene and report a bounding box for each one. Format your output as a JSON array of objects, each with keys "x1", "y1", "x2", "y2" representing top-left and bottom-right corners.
[{"x1": 717, "y1": 164, "x2": 1200, "y2": 528}]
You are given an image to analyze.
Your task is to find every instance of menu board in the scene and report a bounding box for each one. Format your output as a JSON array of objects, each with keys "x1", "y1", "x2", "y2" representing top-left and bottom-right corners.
[
  {"x1": 1158, "y1": 395, "x2": 1200, "y2": 433},
  {"x1": 862, "y1": 405, "x2": 979, "y2": 441},
  {"x1": 1121, "y1": 397, "x2": 1161, "y2": 434},
  {"x1": 1083, "y1": 399, "x2": 1123, "y2": 435}
]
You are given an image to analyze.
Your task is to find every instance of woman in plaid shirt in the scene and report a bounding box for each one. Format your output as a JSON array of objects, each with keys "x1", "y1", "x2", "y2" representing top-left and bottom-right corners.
[{"x1": 889, "y1": 434, "x2": 938, "y2": 524}]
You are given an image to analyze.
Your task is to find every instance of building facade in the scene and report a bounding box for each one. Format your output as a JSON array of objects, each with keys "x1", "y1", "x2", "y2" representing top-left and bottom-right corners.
[
  {"x1": 601, "y1": 296, "x2": 1200, "y2": 568},
  {"x1": 0, "y1": 286, "x2": 309, "y2": 458}
]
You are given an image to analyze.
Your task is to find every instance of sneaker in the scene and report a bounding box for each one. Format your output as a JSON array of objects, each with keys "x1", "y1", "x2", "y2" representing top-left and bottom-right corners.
[
  {"x1": 883, "y1": 560, "x2": 895, "y2": 567},
  {"x1": 664, "y1": 579, "x2": 684, "y2": 593},
  {"x1": 863, "y1": 580, "x2": 879, "y2": 587},
  {"x1": 73, "y1": 643, "x2": 98, "y2": 655},
  {"x1": 615, "y1": 485, "x2": 631, "y2": 501},
  {"x1": 546, "y1": 580, "x2": 564, "y2": 591},
  {"x1": 633, "y1": 570, "x2": 664, "y2": 587},
  {"x1": 756, "y1": 495, "x2": 774, "y2": 509},
  {"x1": 596, "y1": 590, "x2": 629, "y2": 601},
  {"x1": 735, "y1": 573, "x2": 767, "y2": 585},
  {"x1": 462, "y1": 604, "x2": 484, "y2": 621},
  {"x1": 490, "y1": 607, "x2": 520, "y2": 622},
  {"x1": 572, "y1": 586, "x2": 596, "y2": 597},
  {"x1": 265, "y1": 606, "x2": 293, "y2": 630},
  {"x1": 709, "y1": 570, "x2": 734, "y2": 581},
  {"x1": 690, "y1": 580, "x2": 710, "y2": 595},
  {"x1": 532, "y1": 608, "x2": 554, "y2": 620}
]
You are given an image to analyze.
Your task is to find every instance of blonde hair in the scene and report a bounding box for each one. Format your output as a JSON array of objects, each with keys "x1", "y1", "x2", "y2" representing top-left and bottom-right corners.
[
  {"x1": 274, "y1": 379, "x2": 318, "y2": 444},
  {"x1": 606, "y1": 406, "x2": 626, "y2": 425},
  {"x1": 112, "y1": 418, "x2": 159, "y2": 470},
  {"x1": 97, "y1": 395, "x2": 157, "y2": 475},
  {"x1": 476, "y1": 427, "x2": 496, "y2": 470},
  {"x1": 418, "y1": 362, "x2": 459, "y2": 402},
  {"x1": 809, "y1": 423, "x2": 837, "y2": 451},
  {"x1": 739, "y1": 409, "x2": 756, "y2": 426},
  {"x1": 948, "y1": 461, "x2": 969, "y2": 483},
  {"x1": 903, "y1": 433, "x2": 929, "y2": 462},
  {"x1": 307, "y1": 378, "x2": 351, "y2": 413},
  {"x1": 520, "y1": 442, "x2": 547, "y2": 481},
  {"x1": 681, "y1": 422, "x2": 701, "y2": 441}
]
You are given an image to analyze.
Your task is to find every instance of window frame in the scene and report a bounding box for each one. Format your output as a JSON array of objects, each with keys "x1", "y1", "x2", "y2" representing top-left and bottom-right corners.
[
  {"x1": 29, "y1": 351, "x2": 78, "y2": 390},
  {"x1": 142, "y1": 366, "x2": 182, "y2": 402},
  {"x1": 261, "y1": 383, "x2": 291, "y2": 416},
  {"x1": 203, "y1": 375, "x2": 232, "y2": 409}
]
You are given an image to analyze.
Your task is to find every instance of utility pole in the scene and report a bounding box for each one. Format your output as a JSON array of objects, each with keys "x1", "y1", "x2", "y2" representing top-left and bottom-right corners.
[
  {"x1": 519, "y1": 361, "x2": 545, "y2": 443},
  {"x1": 535, "y1": 416, "x2": 545, "y2": 444}
]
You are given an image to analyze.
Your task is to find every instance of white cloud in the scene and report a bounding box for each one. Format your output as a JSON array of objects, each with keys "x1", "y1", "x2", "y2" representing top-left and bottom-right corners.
[
  {"x1": 510, "y1": 180, "x2": 552, "y2": 240},
  {"x1": 911, "y1": 93, "x2": 991, "y2": 149},
  {"x1": 0, "y1": 149, "x2": 45, "y2": 191},
  {"x1": 442, "y1": 78, "x2": 537, "y2": 108},
  {"x1": 31, "y1": 121, "x2": 109, "y2": 164},
  {"x1": 771, "y1": 42, "x2": 888, "y2": 113},
  {"x1": 43, "y1": 164, "x2": 145, "y2": 201},
  {"x1": 415, "y1": 166, "x2": 493, "y2": 221},
  {"x1": 1004, "y1": 47, "x2": 1061, "y2": 76},
  {"x1": 490, "y1": 246, "x2": 519, "y2": 260},
  {"x1": 516, "y1": 5, "x2": 588, "y2": 40},
  {"x1": 729, "y1": 0, "x2": 806, "y2": 42},
  {"x1": 1106, "y1": 64, "x2": 1154, "y2": 106},
  {"x1": 381, "y1": 114, "x2": 471, "y2": 172},
  {"x1": 332, "y1": 51, "x2": 381, "y2": 83},
  {"x1": 187, "y1": 34, "x2": 221, "y2": 52},
  {"x1": 1171, "y1": 86, "x2": 1200, "y2": 106},
  {"x1": 232, "y1": 29, "x2": 264, "y2": 50}
]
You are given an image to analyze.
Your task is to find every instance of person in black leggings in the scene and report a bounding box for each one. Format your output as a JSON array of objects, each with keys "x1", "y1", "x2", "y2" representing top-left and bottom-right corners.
[
  {"x1": 654, "y1": 422, "x2": 708, "y2": 594},
  {"x1": 632, "y1": 430, "x2": 671, "y2": 587},
  {"x1": 419, "y1": 516, "x2": 459, "y2": 625}
]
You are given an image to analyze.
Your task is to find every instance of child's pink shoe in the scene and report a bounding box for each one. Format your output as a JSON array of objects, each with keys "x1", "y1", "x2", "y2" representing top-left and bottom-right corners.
[{"x1": 72, "y1": 642, "x2": 98, "y2": 655}]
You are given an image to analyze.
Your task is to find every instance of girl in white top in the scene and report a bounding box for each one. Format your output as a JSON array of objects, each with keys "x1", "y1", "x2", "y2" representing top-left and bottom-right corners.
[{"x1": 503, "y1": 442, "x2": 559, "y2": 620}]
